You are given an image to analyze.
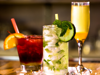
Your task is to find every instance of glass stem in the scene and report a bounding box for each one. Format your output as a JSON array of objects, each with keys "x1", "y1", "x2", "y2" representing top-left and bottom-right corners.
[{"x1": 77, "y1": 40, "x2": 83, "y2": 66}]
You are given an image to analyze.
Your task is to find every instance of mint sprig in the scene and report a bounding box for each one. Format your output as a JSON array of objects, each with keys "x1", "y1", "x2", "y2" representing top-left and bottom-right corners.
[
  {"x1": 53, "y1": 20, "x2": 62, "y2": 28},
  {"x1": 53, "y1": 20, "x2": 72, "y2": 36},
  {"x1": 62, "y1": 21, "x2": 72, "y2": 29}
]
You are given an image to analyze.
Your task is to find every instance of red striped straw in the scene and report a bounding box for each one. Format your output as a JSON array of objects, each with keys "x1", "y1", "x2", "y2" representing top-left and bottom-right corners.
[{"x1": 11, "y1": 18, "x2": 19, "y2": 33}]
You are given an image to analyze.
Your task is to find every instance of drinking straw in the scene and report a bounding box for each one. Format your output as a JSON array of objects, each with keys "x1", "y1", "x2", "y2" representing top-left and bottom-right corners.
[
  {"x1": 11, "y1": 18, "x2": 19, "y2": 33},
  {"x1": 55, "y1": 13, "x2": 59, "y2": 20}
]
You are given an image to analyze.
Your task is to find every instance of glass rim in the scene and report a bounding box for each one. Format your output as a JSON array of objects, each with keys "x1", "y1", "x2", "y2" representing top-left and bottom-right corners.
[
  {"x1": 17, "y1": 35, "x2": 43, "y2": 39},
  {"x1": 71, "y1": 1, "x2": 90, "y2": 5},
  {"x1": 43, "y1": 25, "x2": 57, "y2": 28}
]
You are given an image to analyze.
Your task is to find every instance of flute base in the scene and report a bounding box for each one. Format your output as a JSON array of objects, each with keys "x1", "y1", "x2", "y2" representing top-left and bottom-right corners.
[
  {"x1": 77, "y1": 65, "x2": 85, "y2": 73},
  {"x1": 76, "y1": 65, "x2": 92, "y2": 74}
]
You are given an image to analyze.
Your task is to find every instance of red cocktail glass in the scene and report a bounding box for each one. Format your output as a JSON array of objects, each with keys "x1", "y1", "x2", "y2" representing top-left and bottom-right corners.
[{"x1": 17, "y1": 35, "x2": 43, "y2": 71}]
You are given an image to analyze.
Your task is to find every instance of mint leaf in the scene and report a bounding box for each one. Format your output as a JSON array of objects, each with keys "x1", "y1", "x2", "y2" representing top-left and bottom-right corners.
[
  {"x1": 56, "y1": 55, "x2": 65, "y2": 64},
  {"x1": 53, "y1": 20, "x2": 62, "y2": 28},
  {"x1": 43, "y1": 40, "x2": 48, "y2": 47},
  {"x1": 52, "y1": 66, "x2": 55, "y2": 70},
  {"x1": 56, "y1": 68, "x2": 60, "y2": 71},
  {"x1": 60, "y1": 21, "x2": 72, "y2": 36},
  {"x1": 47, "y1": 59, "x2": 51, "y2": 62},
  {"x1": 57, "y1": 50, "x2": 64, "y2": 54},
  {"x1": 59, "y1": 55, "x2": 65, "y2": 60},
  {"x1": 56, "y1": 60, "x2": 61, "y2": 64},
  {"x1": 45, "y1": 48, "x2": 52, "y2": 53},
  {"x1": 55, "y1": 42, "x2": 59, "y2": 46},
  {"x1": 60, "y1": 28, "x2": 67, "y2": 36},
  {"x1": 62, "y1": 21, "x2": 72, "y2": 29},
  {"x1": 44, "y1": 59, "x2": 50, "y2": 65},
  {"x1": 48, "y1": 55, "x2": 52, "y2": 57}
]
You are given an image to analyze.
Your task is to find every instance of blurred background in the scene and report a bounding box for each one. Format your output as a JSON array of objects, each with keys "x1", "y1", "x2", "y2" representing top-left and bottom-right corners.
[{"x1": 0, "y1": 0, "x2": 100, "y2": 61}]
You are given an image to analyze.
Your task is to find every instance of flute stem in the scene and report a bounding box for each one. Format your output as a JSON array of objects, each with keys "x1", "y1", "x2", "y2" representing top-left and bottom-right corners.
[
  {"x1": 76, "y1": 40, "x2": 86, "y2": 73},
  {"x1": 77, "y1": 40, "x2": 83, "y2": 65}
]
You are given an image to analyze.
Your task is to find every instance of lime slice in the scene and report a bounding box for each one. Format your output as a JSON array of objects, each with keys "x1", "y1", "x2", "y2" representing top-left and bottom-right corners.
[{"x1": 59, "y1": 24, "x2": 75, "y2": 42}]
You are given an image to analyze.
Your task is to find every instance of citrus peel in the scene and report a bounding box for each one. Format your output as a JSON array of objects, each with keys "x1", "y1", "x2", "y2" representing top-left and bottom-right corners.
[{"x1": 4, "y1": 33, "x2": 25, "y2": 50}]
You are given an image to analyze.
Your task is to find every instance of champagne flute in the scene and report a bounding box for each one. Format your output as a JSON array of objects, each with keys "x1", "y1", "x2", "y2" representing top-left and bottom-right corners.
[{"x1": 71, "y1": 2, "x2": 90, "y2": 73}]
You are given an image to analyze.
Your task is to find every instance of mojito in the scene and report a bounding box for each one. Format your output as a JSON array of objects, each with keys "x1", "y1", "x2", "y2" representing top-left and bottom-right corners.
[{"x1": 43, "y1": 25, "x2": 68, "y2": 75}]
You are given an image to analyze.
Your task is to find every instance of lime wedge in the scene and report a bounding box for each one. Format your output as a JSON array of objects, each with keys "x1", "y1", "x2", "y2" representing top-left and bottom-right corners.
[
  {"x1": 59, "y1": 23, "x2": 76, "y2": 42},
  {"x1": 55, "y1": 22, "x2": 76, "y2": 42}
]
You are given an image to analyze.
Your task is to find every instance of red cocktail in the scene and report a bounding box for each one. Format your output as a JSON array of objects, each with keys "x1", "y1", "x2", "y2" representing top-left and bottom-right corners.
[{"x1": 17, "y1": 35, "x2": 43, "y2": 71}]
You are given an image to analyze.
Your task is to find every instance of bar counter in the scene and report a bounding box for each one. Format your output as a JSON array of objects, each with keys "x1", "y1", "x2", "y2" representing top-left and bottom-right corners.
[{"x1": 0, "y1": 59, "x2": 100, "y2": 75}]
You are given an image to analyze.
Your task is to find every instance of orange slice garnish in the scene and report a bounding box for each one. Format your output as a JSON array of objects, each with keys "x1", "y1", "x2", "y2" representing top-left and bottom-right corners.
[{"x1": 4, "y1": 33, "x2": 25, "y2": 50}]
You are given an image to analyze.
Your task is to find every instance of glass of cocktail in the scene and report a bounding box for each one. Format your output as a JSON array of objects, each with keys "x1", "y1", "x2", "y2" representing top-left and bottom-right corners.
[
  {"x1": 17, "y1": 35, "x2": 43, "y2": 72},
  {"x1": 43, "y1": 16, "x2": 75, "y2": 74},
  {"x1": 71, "y1": 2, "x2": 91, "y2": 73},
  {"x1": 43, "y1": 25, "x2": 69, "y2": 75},
  {"x1": 4, "y1": 34, "x2": 43, "y2": 74},
  {"x1": 4, "y1": 18, "x2": 43, "y2": 74}
]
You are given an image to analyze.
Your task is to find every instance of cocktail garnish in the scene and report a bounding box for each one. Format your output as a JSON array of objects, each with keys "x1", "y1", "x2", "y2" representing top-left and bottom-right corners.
[
  {"x1": 53, "y1": 20, "x2": 73, "y2": 36},
  {"x1": 53, "y1": 16, "x2": 76, "y2": 42},
  {"x1": 4, "y1": 18, "x2": 25, "y2": 50},
  {"x1": 4, "y1": 33, "x2": 25, "y2": 50}
]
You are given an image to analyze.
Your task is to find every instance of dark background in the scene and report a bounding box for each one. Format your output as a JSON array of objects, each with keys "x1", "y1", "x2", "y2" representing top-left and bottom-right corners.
[{"x1": 0, "y1": 0, "x2": 100, "y2": 60}]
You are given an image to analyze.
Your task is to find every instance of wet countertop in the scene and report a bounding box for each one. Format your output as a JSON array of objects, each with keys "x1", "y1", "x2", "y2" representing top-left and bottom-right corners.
[{"x1": 0, "y1": 59, "x2": 100, "y2": 75}]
